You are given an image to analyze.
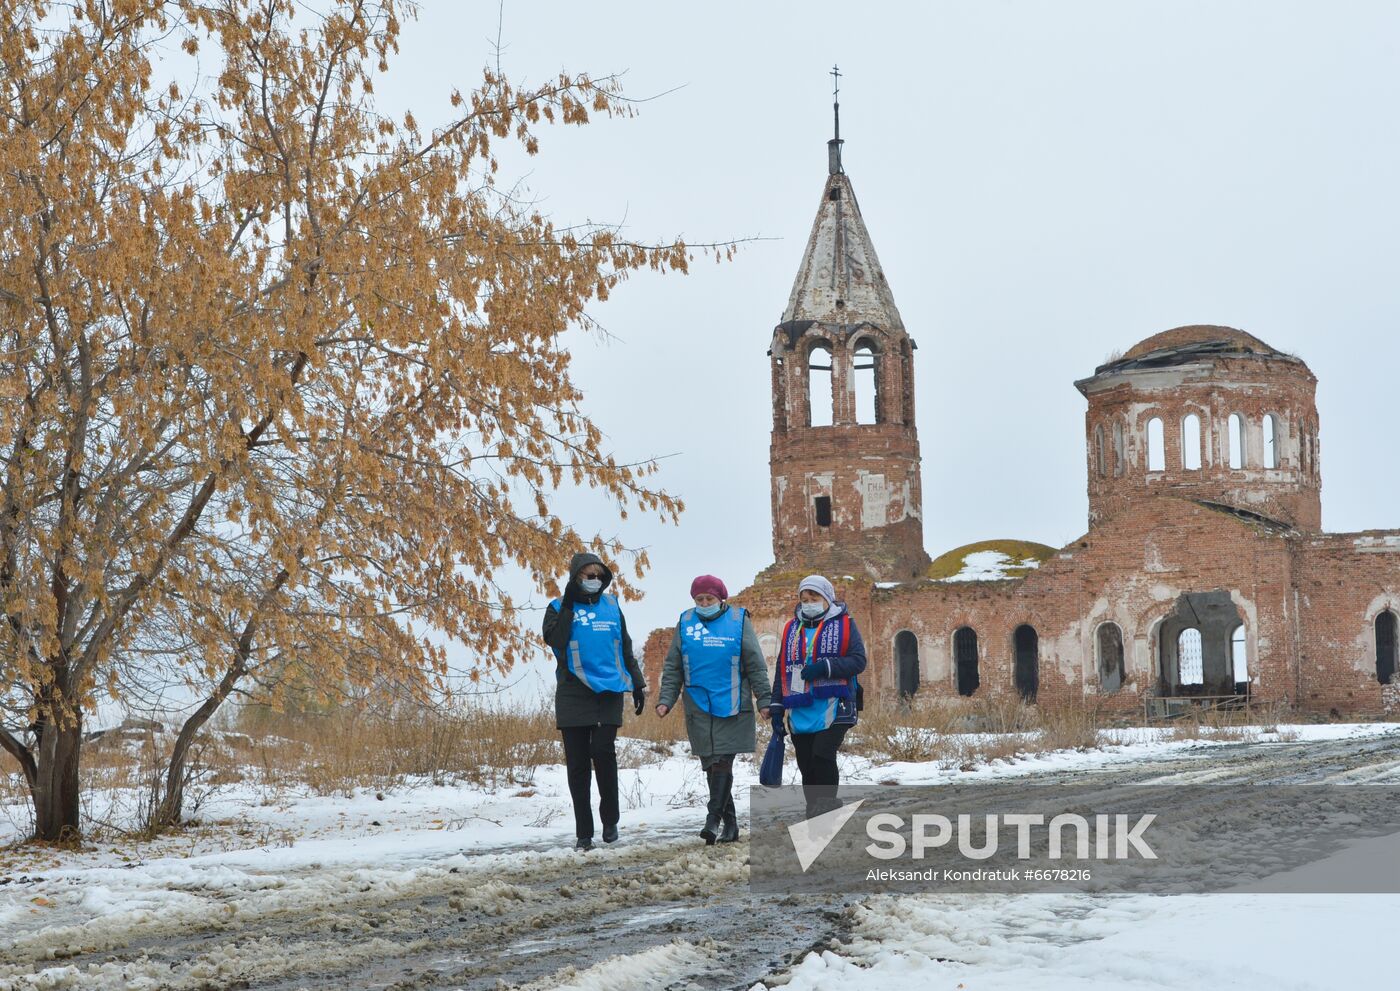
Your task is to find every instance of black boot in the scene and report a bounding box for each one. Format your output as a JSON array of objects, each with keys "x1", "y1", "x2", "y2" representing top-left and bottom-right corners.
[
  {"x1": 718, "y1": 778, "x2": 739, "y2": 843},
  {"x1": 699, "y1": 768, "x2": 724, "y2": 845}
]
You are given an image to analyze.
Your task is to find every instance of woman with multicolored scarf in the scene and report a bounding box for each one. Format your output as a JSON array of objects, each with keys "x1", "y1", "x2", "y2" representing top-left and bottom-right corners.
[{"x1": 769, "y1": 574, "x2": 866, "y2": 819}]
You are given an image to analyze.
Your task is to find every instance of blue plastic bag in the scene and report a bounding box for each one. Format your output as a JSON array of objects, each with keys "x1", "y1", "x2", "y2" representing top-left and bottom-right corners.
[{"x1": 759, "y1": 728, "x2": 785, "y2": 787}]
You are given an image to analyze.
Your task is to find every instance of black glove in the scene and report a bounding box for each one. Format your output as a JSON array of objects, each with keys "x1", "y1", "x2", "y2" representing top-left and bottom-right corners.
[
  {"x1": 770, "y1": 706, "x2": 786, "y2": 734},
  {"x1": 632, "y1": 687, "x2": 646, "y2": 716},
  {"x1": 562, "y1": 579, "x2": 582, "y2": 604}
]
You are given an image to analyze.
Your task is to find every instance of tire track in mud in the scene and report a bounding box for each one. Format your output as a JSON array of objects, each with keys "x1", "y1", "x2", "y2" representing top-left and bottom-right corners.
[{"x1": 4, "y1": 732, "x2": 1396, "y2": 990}]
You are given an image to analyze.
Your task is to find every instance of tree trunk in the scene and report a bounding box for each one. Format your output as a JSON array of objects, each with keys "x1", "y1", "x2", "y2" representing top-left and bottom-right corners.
[
  {"x1": 32, "y1": 717, "x2": 83, "y2": 843},
  {"x1": 152, "y1": 661, "x2": 245, "y2": 830}
]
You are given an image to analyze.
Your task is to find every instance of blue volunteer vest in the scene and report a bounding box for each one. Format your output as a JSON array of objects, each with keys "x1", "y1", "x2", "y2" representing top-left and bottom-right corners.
[
  {"x1": 679, "y1": 606, "x2": 747, "y2": 717},
  {"x1": 551, "y1": 594, "x2": 633, "y2": 693}
]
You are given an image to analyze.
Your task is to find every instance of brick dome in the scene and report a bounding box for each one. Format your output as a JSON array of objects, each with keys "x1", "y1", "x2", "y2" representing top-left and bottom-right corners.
[{"x1": 1121, "y1": 325, "x2": 1280, "y2": 362}]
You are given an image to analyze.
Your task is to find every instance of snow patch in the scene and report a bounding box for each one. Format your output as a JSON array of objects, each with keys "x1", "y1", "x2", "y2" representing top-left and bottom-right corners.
[{"x1": 941, "y1": 550, "x2": 1042, "y2": 582}]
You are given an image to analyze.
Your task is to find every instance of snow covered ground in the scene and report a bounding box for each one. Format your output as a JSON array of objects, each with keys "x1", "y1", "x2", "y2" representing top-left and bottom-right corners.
[{"x1": 1, "y1": 721, "x2": 1397, "y2": 990}]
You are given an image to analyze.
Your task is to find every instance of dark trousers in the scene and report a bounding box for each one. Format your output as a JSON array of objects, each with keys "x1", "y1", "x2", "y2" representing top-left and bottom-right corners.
[
  {"x1": 560, "y1": 725, "x2": 619, "y2": 839},
  {"x1": 792, "y1": 724, "x2": 849, "y2": 816}
]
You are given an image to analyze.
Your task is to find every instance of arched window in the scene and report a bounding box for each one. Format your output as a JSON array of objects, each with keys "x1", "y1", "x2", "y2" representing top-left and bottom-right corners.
[
  {"x1": 853, "y1": 340, "x2": 879, "y2": 425},
  {"x1": 1228, "y1": 413, "x2": 1244, "y2": 469},
  {"x1": 1377, "y1": 610, "x2": 1398, "y2": 685},
  {"x1": 1178, "y1": 628, "x2": 1204, "y2": 685},
  {"x1": 1263, "y1": 414, "x2": 1278, "y2": 469},
  {"x1": 954, "y1": 627, "x2": 979, "y2": 697},
  {"x1": 808, "y1": 344, "x2": 833, "y2": 427},
  {"x1": 1181, "y1": 413, "x2": 1202, "y2": 471},
  {"x1": 1112, "y1": 420, "x2": 1126, "y2": 477},
  {"x1": 1231, "y1": 624, "x2": 1248, "y2": 685},
  {"x1": 1094, "y1": 425, "x2": 1106, "y2": 478},
  {"x1": 1013, "y1": 625, "x2": 1039, "y2": 703},
  {"x1": 895, "y1": 631, "x2": 919, "y2": 698},
  {"x1": 1146, "y1": 417, "x2": 1165, "y2": 472},
  {"x1": 1097, "y1": 623, "x2": 1124, "y2": 693}
]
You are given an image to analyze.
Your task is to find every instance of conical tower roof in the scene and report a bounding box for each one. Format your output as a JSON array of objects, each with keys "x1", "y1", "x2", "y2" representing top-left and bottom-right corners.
[{"x1": 781, "y1": 171, "x2": 905, "y2": 332}]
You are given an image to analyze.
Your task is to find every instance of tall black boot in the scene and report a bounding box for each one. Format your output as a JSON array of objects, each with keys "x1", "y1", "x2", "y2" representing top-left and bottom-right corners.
[
  {"x1": 699, "y1": 768, "x2": 724, "y2": 845},
  {"x1": 718, "y1": 775, "x2": 739, "y2": 843}
]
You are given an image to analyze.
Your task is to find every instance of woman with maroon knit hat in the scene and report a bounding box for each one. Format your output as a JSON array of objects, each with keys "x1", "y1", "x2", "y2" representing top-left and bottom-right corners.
[{"x1": 656, "y1": 575, "x2": 771, "y2": 844}]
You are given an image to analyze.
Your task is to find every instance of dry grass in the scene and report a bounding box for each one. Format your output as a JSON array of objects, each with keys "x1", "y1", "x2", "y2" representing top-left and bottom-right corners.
[
  {"x1": 1167, "y1": 706, "x2": 1262, "y2": 743},
  {"x1": 847, "y1": 695, "x2": 1104, "y2": 770},
  {"x1": 234, "y1": 698, "x2": 561, "y2": 796},
  {"x1": 617, "y1": 706, "x2": 688, "y2": 746}
]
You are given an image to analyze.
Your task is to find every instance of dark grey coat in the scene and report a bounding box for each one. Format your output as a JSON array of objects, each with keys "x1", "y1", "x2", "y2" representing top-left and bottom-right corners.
[
  {"x1": 541, "y1": 552, "x2": 646, "y2": 729},
  {"x1": 657, "y1": 606, "x2": 772, "y2": 759}
]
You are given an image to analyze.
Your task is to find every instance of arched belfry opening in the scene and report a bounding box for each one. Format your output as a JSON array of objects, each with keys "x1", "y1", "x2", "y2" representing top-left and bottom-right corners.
[
  {"x1": 853, "y1": 337, "x2": 880, "y2": 425},
  {"x1": 807, "y1": 342, "x2": 834, "y2": 427}
]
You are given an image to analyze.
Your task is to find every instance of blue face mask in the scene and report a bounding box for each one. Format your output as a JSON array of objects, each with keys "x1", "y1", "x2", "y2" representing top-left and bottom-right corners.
[
  {"x1": 579, "y1": 578, "x2": 603, "y2": 595},
  {"x1": 695, "y1": 602, "x2": 722, "y2": 619},
  {"x1": 800, "y1": 601, "x2": 826, "y2": 620}
]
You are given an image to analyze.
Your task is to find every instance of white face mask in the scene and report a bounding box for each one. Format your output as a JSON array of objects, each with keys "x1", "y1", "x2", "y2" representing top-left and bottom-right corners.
[
  {"x1": 580, "y1": 578, "x2": 603, "y2": 595},
  {"x1": 799, "y1": 601, "x2": 826, "y2": 620}
]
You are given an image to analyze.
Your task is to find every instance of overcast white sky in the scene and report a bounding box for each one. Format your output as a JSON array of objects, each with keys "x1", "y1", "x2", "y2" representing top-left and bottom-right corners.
[{"x1": 377, "y1": 1, "x2": 1400, "y2": 699}]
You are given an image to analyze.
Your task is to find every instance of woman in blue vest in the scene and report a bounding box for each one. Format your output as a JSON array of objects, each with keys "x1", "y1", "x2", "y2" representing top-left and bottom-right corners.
[
  {"x1": 655, "y1": 575, "x2": 771, "y2": 844},
  {"x1": 541, "y1": 552, "x2": 647, "y2": 850},
  {"x1": 769, "y1": 574, "x2": 866, "y2": 819}
]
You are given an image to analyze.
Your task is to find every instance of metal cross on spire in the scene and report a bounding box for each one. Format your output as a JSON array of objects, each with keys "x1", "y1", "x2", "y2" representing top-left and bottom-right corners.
[
  {"x1": 831, "y1": 64, "x2": 841, "y2": 142},
  {"x1": 828, "y1": 64, "x2": 845, "y2": 175}
]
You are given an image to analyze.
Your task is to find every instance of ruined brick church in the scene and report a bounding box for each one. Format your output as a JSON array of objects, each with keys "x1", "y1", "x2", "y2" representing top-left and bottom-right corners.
[{"x1": 645, "y1": 128, "x2": 1400, "y2": 718}]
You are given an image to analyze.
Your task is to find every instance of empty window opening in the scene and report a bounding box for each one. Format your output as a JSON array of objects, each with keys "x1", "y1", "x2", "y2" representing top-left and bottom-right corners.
[
  {"x1": 1181, "y1": 413, "x2": 1202, "y2": 471},
  {"x1": 1094, "y1": 425, "x2": 1106, "y2": 478},
  {"x1": 1377, "y1": 610, "x2": 1398, "y2": 685},
  {"x1": 814, "y1": 496, "x2": 832, "y2": 528},
  {"x1": 1146, "y1": 417, "x2": 1165, "y2": 472},
  {"x1": 808, "y1": 345, "x2": 834, "y2": 427},
  {"x1": 895, "y1": 631, "x2": 919, "y2": 698},
  {"x1": 1158, "y1": 591, "x2": 1242, "y2": 697},
  {"x1": 1097, "y1": 622, "x2": 1125, "y2": 694},
  {"x1": 1178, "y1": 628, "x2": 1204, "y2": 685},
  {"x1": 853, "y1": 340, "x2": 879, "y2": 425},
  {"x1": 1112, "y1": 420, "x2": 1126, "y2": 476},
  {"x1": 1228, "y1": 413, "x2": 1244, "y2": 469},
  {"x1": 1263, "y1": 414, "x2": 1278, "y2": 468},
  {"x1": 954, "y1": 627, "x2": 979, "y2": 697},
  {"x1": 1231, "y1": 623, "x2": 1248, "y2": 686},
  {"x1": 1013, "y1": 624, "x2": 1039, "y2": 703}
]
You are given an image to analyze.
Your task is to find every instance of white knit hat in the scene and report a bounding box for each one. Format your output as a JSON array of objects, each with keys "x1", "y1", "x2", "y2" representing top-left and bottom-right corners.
[{"x1": 797, "y1": 574, "x2": 836, "y2": 605}]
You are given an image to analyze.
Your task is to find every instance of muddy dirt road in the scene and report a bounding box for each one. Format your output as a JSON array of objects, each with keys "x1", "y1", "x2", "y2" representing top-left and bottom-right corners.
[{"x1": 2, "y1": 733, "x2": 1397, "y2": 991}]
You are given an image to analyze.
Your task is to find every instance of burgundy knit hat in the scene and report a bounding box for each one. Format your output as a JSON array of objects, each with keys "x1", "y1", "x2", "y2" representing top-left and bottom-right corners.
[{"x1": 689, "y1": 574, "x2": 728, "y2": 600}]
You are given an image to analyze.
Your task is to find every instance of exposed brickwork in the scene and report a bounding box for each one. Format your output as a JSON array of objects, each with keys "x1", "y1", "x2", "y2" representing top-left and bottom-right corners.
[
  {"x1": 767, "y1": 169, "x2": 930, "y2": 581},
  {"x1": 1077, "y1": 343, "x2": 1322, "y2": 530},
  {"x1": 645, "y1": 156, "x2": 1400, "y2": 718}
]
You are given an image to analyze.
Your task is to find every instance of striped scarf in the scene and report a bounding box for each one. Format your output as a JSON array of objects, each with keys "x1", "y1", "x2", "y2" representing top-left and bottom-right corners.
[{"x1": 778, "y1": 613, "x2": 853, "y2": 708}]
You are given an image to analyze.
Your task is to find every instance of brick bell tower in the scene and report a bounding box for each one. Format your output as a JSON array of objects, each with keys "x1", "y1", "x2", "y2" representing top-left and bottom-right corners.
[{"x1": 766, "y1": 79, "x2": 929, "y2": 581}]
